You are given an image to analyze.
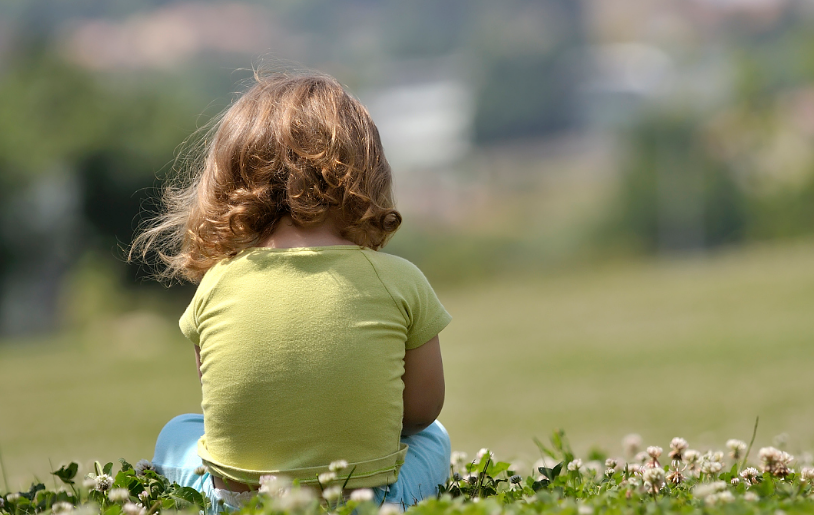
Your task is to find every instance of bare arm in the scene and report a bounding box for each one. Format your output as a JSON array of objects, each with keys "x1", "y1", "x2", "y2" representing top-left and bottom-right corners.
[
  {"x1": 194, "y1": 345, "x2": 202, "y2": 384},
  {"x1": 402, "y1": 335, "x2": 445, "y2": 436}
]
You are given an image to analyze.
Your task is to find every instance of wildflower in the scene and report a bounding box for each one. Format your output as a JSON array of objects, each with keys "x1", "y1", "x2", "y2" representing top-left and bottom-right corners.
[
  {"x1": 475, "y1": 448, "x2": 493, "y2": 462},
  {"x1": 52, "y1": 502, "x2": 74, "y2": 513},
  {"x1": 744, "y1": 491, "x2": 759, "y2": 502},
  {"x1": 731, "y1": 477, "x2": 740, "y2": 486},
  {"x1": 450, "y1": 451, "x2": 468, "y2": 469},
  {"x1": 740, "y1": 467, "x2": 762, "y2": 485},
  {"x1": 134, "y1": 460, "x2": 155, "y2": 476},
  {"x1": 634, "y1": 451, "x2": 649, "y2": 464},
  {"x1": 567, "y1": 459, "x2": 582, "y2": 472},
  {"x1": 666, "y1": 462, "x2": 685, "y2": 486},
  {"x1": 642, "y1": 467, "x2": 665, "y2": 494},
  {"x1": 350, "y1": 489, "x2": 374, "y2": 502},
  {"x1": 627, "y1": 463, "x2": 641, "y2": 475},
  {"x1": 122, "y1": 503, "x2": 146, "y2": 515},
  {"x1": 510, "y1": 474, "x2": 522, "y2": 484},
  {"x1": 194, "y1": 465, "x2": 208, "y2": 476},
  {"x1": 668, "y1": 438, "x2": 688, "y2": 461},
  {"x1": 322, "y1": 485, "x2": 342, "y2": 502},
  {"x1": 622, "y1": 434, "x2": 643, "y2": 457},
  {"x1": 137, "y1": 491, "x2": 150, "y2": 503},
  {"x1": 605, "y1": 458, "x2": 617, "y2": 469},
  {"x1": 726, "y1": 439, "x2": 747, "y2": 461},
  {"x1": 759, "y1": 447, "x2": 793, "y2": 478},
  {"x1": 329, "y1": 460, "x2": 348, "y2": 473},
  {"x1": 108, "y1": 488, "x2": 130, "y2": 502},
  {"x1": 7, "y1": 493, "x2": 20, "y2": 502},
  {"x1": 647, "y1": 446, "x2": 662, "y2": 459},
  {"x1": 693, "y1": 480, "x2": 727, "y2": 500},
  {"x1": 94, "y1": 474, "x2": 114, "y2": 492},
  {"x1": 82, "y1": 476, "x2": 97, "y2": 489},
  {"x1": 259, "y1": 475, "x2": 291, "y2": 496},
  {"x1": 706, "y1": 491, "x2": 734, "y2": 505},
  {"x1": 700, "y1": 458, "x2": 722, "y2": 475},
  {"x1": 801, "y1": 467, "x2": 814, "y2": 484},
  {"x1": 318, "y1": 471, "x2": 337, "y2": 485},
  {"x1": 274, "y1": 487, "x2": 315, "y2": 511},
  {"x1": 684, "y1": 450, "x2": 701, "y2": 466},
  {"x1": 379, "y1": 503, "x2": 401, "y2": 515},
  {"x1": 604, "y1": 468, "x2": 616, "y2": 478}
]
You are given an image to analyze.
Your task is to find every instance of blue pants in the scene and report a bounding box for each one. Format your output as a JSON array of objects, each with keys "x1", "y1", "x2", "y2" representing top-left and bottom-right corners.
[{"x1": 152, "y1": 414, "x2": 451, "y2": 511}]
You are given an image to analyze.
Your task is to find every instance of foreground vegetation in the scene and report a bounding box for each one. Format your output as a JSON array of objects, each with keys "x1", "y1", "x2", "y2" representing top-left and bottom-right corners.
[{"x1": 5, "y1": 428, "x2": 814, "y2": 515}]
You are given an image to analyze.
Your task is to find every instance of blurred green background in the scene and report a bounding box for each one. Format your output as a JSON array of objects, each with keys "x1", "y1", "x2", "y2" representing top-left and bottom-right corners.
[{"x1": 3, "y1": 0, "x2": 814, "y2": 490}]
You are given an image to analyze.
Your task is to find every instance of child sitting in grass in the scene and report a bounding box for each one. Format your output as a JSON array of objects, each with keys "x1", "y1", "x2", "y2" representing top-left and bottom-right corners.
[{"x1": 131, "y1": 71, "x2": 451, "y2": 510}]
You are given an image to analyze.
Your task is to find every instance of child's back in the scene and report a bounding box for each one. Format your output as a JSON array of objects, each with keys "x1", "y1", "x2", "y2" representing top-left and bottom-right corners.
[
  {"x1": 184, "y1": 245, "x2": 449, "y2": 487},
  {"x1": 132, "y1": 71, "x2": 452, "y2": 509}
]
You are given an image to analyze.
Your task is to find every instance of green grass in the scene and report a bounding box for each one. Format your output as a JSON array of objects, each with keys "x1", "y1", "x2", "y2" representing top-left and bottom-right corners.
[{"x1": 3, "y1": 241, "x2": 814, "y2": 490}]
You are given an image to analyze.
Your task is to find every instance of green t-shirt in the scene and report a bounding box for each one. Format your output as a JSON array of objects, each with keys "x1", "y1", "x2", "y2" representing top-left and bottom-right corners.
[{"x1": 179, "y1": 245, "x2": 451, "y2": 488}]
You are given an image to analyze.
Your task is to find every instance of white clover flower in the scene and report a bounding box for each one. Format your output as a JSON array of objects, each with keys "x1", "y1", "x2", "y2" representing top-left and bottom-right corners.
[
  {"x1": 7, "y1": 493, "x2": 20, "y2": 503},
  {"x1": 801, "y1": 467, "x2": 814, "y2": 484},
  {"x1": 133, "y1": 460, "x2": 155, "y2": 476},
  {"x1": 567, "y1": 459, "x2": 583, "y2": 472},
  {"x1": 329, "y1": 460, "x2": 348, "y2": 473},
  {"x1": 349, "y1": 489, "x2": 374, "y2": 502},
  {"x1": 584, "y1": 461, "x2": 604, "y2": 479},
  {"x1": 82, "y1": 476, "x2": 97, "y2": 489},
  {"x1": 634, "y1": 451, "x2": 649, "y2": 464},
  {"x1": 605, "y1": 468, "x2": 616, "y2": 477},
  {"x1": 666, "y1": 465, "x2": 685, "y2": 486},
  {"x1": 322, "y1": 485, "x2": 342, "y2": 502},
  {"x1": 605, "y1": 458, "x2": 618, "y2": 469},
  {"x1": 684, "y1": 450, "x2": 701, "y2": 464},
  {"x1": 646, "y1": 446, "x2": 662, "y2": 459},
  {"x1": 744, "y1": 491, "x2": 759, "y2": 502},
  {"x1": 627, "y1": 463, "x2": 641, "y2": 474},
  {"x1": 706, "y1": 490, "x2": 734, "y2": 505},
  {"x1": 137, "y1": 491, "x2": 150, "y2": 503},
  {"x1": 108, "y1": 488, "x2": 130, "y2": 502},
  {"x1": 273, "y1": 487, "x2": 316, "y2": 511},
  {"x1": 52, "y1": 501, "x2": 74, "y2": 513},
  {"x1": 259, "y1": 475, "x2": 291, "y2": 496},
  {"x1": 711, "y1": 451, "x2": 724, "y2": 463},
  {"x1": 317, "y1": 471, "x2": 337, "y2": 485},
  {"x1": 726, "y1": 439, "x2": 747, "y2": 460},
  {"x1": 379, "y1": 503, "x2": 401, "y2": 515},
  {"x1": 193, "y1": 465, "x2": 208, "y2": 476},
  {"x1": 94, "y1": 474, "x2": 114, "y2": 492},
  {"x1": 740, "y1": 467, "x2": 762, "y2": 485},
  {"x1": 642, "y1": 467, "x2": 666, "y2": 493},
  {"x1": 622, "y1": 434, "x2": 643, "y2": 457},
  {"x1": 668, "y1": 438, "x2": 688, "y2": 460},
  {"x1": 731, "y1": 477, "x2": 740, "y2": 486},
  {"x1": 693, "y1": 480, "x2": 727, "y2": 499},
  {"x1": 700, "y1": 459, "x2": 723, "y2": 475},
  {"x1": 122, "y1": 502, "x2": 145, "y2": 515},
  {"x1": 759, "y1": 447, "x2": 793, "y2": 477},
  {"x1": 475, "y1": 448, "x2": 493, "y2": 462},
  {"x1": 450, "y1": 451, "x2": 468, "y2": 468},
  {"x1": 577, "y1": 504, "x2": 593, "y2": 515}
]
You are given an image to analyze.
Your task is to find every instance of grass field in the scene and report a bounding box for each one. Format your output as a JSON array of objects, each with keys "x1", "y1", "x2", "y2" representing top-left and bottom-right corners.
[{"x1": 3, "y1": 240, "x2": 814, "y2": 490}]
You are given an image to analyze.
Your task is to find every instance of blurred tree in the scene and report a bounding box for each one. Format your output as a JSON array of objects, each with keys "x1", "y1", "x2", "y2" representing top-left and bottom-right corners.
[{"x1": 0, "y1": 43, "x2": 197, "y2": 335}]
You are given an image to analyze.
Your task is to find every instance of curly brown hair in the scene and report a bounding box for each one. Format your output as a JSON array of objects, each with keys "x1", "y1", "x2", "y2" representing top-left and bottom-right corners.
[{"x1": 130, "y1": 71, "x2": 401, "y2": 283}]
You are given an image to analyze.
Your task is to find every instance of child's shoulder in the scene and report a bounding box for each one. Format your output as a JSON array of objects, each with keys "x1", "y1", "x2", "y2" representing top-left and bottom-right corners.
[{"x1": 360, "y1": 249, "x2": 431, "y2": 285}]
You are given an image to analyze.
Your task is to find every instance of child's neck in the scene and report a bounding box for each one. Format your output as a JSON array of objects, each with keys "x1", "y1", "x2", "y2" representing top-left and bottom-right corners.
[{"x1": 259, "y1": 216, "x2": 356, "y2": 249}]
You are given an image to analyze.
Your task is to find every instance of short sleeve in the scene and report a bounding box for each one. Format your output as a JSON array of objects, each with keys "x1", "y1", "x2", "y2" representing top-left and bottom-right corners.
[
  {"x1": 365, "y1": 251, "x2": 452, "y2": 350},
  {"x1": 179, "y1": 298, "x2": 200, "y2": 345},
  {"x1": 403, "y1": 278, "x2": 452, "y2": 350}
]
